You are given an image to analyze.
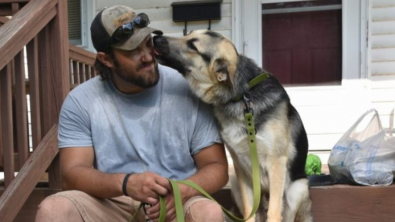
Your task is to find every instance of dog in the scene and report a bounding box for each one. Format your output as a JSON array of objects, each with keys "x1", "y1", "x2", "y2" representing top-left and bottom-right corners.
[{"x1": 153, "y1": 30, "x2": 312, "y2": 222}]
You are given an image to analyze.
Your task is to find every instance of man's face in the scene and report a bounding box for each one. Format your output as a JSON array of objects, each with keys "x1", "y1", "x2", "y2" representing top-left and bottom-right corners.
[{"x1": 111, "y1": 35, "x2": 159, "y2": 89}]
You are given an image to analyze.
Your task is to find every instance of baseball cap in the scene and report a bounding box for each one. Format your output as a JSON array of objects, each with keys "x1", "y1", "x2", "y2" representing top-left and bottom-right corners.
[{"x1": 90, "y1": 5, "x2": 163, "y2": 52}]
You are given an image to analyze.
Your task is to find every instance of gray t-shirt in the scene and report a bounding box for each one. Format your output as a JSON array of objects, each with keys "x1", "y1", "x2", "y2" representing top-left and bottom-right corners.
[{"x1": 58, "y1": 65, "x2": 222, "y2": 180}]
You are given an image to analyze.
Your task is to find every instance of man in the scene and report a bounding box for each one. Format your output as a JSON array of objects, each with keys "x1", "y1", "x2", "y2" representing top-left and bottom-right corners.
[{"x1": 35, "y1": 5, "x2": 228, "y2": 222}]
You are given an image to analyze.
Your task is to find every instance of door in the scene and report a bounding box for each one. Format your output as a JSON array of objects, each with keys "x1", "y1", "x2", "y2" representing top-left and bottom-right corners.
[{"x1": 262, "y1": 2, "x2": 342, "y2": 86}]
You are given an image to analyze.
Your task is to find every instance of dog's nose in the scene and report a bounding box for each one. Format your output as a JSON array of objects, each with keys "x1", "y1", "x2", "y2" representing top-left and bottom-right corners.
[{"x1": 153, "y1": 36, "x2": 169, "y2": 55}]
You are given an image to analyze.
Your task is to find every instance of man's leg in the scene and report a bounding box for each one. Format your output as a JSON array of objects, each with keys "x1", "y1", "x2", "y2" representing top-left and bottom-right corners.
[
  {"x1": 35, "y1": 190, "x2": 145, "y2": 222},
  {"x1": 183, "y1": 196, "x2": 225, "y2": 222},
  {"x1": 35, "y1": 193, "x2": 84, "y2": 222}
]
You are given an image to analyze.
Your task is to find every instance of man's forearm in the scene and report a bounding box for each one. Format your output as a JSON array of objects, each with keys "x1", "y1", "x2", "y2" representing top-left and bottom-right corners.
[
  {"x1": 62, "y1": 166, "x2": 125, "y2": 198},
  {"x1": 185, "y1": 161, "x2": 228, "y2": 198}
]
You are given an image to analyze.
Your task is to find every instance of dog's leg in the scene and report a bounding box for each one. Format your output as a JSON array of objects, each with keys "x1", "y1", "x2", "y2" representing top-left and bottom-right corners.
[
  {"x1": 236, "y1": 166, "x2": 256, "y2": 222},
  {"x1": 229, "y1": 151, "x2": 256, "y2": 222},
  {"x1": 267, "y1": 156, "x2": 288, "y2": 222},
  {"x1": 283, "y1": 179, "x2": 312, "y2": 222}
]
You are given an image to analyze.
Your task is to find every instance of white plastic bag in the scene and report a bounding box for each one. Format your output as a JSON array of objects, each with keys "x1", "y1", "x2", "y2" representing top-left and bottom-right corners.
[{"x1": 328, "y1": 109, "x2": 395, "y2": 186}]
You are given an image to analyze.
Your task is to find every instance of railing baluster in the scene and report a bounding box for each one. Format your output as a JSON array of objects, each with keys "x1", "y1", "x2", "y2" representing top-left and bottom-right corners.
[
  {"x1": 85, "y1": 64, "x2": 90, "y2": 80},
  {"x1": 0, "y1": 64, "x2": 15, "y2": 188},
  {"x1": 73, "y1": 60, "x2": 79, "y2": 85},
  {"x1": 79, "y1": 62, "x2": 85, "y2": 83},
  {"x1": 27, "y1": 37, "x2": 42, "y2": 150},
  {"x1": 14, "y1": 49, "x2": 29, "y2": 169},
  {"x1": 91, "y1": 66, "x2": 96, "y2": 77}
]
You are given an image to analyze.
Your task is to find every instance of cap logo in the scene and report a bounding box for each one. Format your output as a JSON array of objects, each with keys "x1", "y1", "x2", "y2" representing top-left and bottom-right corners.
[{"x1": 113, "y1": 11, "x2": 135, "y2": 27}]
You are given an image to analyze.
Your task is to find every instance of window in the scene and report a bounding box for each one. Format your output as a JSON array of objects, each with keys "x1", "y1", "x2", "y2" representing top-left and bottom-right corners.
[{"x1": 68, "y1": 0, "x2": 82, "y2": 45}]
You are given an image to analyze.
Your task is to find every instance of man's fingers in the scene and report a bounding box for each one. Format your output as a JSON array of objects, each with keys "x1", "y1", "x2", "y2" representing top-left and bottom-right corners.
[
  {"x1": 154, "y1": 176, "x2": 171, "y2": 191},
  {"x1": 147, "y1": 204, "x2": 176, "y2": 221},
  {"x1": 153, "y1": 183, "x2": 169, "y2": 196},
  {"x1": 144, "y1": 197, "x2": 158, "y2": 205},
  {"x1": 165, "y1": 207, "x2": 176, "y2": 221},
  {"x1": 146, "y1": 202, "x2": 160, "y2": 215}
]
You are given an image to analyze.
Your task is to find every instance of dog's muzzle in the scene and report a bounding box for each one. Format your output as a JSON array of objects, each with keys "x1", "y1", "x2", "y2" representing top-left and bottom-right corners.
[{"x1": 153, "y1": 36, "x2": 169, "y2": 55}]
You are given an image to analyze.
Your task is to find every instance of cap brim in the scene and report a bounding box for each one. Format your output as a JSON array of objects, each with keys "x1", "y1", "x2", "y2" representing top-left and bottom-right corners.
[{"x1": 114, "y1": 27, "x2": 163, "y2": 51}]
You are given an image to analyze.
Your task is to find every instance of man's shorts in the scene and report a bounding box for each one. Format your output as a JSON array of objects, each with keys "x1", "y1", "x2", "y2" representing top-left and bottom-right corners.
[{"x1": 47, "y1": 190, "x2": 215, "y2": 222}]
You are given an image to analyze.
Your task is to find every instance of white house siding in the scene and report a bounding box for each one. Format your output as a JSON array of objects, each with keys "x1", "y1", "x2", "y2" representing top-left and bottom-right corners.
[
  {"x1": 95, "y1": 0, "x2": 232, "y2": 39},
  {"x1": 370, "y1": 0, "x2": 395, "y2": 137},
  {"x1": 371, "y1": 0, "x2": 395, "y2": 76}
]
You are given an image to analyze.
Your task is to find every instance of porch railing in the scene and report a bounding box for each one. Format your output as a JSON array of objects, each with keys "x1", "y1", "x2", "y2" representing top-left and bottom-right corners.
[{"x1": 0, "y1": 0, "x2": 95, "y2": 221}]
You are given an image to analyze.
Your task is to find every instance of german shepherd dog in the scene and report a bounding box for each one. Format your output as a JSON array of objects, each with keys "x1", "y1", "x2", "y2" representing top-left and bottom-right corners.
[{"x1": 153, "y1": 30, "x2": 312, "y2": 222}]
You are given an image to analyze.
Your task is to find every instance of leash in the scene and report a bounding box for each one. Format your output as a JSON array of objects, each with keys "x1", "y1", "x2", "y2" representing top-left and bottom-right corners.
[{"x1": 129, "y1": 73, "x2": 269, "y2": 222}]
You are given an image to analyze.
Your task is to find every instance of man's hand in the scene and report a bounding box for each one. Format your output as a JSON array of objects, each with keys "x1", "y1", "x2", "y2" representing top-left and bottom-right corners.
[
  {"x1": 144, "y1": 183, "x2": 193, "y2": 222},
  {"x1": 143, "y1": 143, "x2": 228, "y2": 222},
  {"x1": 126, "y1": 172, "x2": 172, "y2": 205}
]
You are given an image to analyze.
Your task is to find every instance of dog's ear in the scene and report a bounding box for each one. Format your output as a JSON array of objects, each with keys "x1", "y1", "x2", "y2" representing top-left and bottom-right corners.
[{"x1": 214, "y1": 58, "x2": 233, "y2": 87}]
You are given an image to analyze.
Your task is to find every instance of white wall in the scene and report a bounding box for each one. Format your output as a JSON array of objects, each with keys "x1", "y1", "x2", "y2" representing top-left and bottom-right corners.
[
  {"x1": 95, "y1": 0, "x2": 232, "y2": 39},
  {"x1": 371, "y1": 0, "x2": 395, "y2": 76},
  {"x1": 369, "y1": 0, "x2": 395, "y2": 147}
]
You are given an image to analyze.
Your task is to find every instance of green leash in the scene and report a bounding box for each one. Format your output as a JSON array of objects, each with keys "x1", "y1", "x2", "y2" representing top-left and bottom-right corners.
[{"x1": 129, "y1": 73, "x2": 268, "y2": 222}]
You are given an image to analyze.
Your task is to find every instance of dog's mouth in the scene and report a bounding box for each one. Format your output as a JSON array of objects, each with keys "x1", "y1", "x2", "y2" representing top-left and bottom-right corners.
[{"x1": 153, "y1": 36, "x2": 187, "y2": 75}]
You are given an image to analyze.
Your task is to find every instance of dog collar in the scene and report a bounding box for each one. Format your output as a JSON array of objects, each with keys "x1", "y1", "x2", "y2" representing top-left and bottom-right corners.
[{"x1": 232, "y1": 72, "x2": 270, "y2": 102}]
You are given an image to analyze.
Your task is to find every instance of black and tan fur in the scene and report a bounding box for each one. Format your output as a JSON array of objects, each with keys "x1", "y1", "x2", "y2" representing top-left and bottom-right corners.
[{"x1": 154, "y1": 30, "x2": 312, "y2": 222}]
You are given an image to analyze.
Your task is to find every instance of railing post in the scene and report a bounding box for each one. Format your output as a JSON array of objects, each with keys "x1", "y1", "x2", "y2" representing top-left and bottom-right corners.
[{"x1": 46, "y1": 0, "x2": 70, "y2": 189}]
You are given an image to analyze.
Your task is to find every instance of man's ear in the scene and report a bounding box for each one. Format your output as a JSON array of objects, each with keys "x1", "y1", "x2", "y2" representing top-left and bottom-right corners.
[
  {"x1": 214, "y1": 58, "x2": 233, "y2": 87},
  {"x1": 97, "y1": 52, "x2": 114, "y2": 68}
]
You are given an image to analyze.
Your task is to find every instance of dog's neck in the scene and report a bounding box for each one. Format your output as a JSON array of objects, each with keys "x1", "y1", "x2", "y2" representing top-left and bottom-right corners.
[{"x1": 232, "y1": 72, "x2": 270, "y2": 102}]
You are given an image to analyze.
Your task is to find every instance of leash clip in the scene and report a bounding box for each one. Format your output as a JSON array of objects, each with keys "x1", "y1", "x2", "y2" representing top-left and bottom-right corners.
[{"x1": 243, "y1": 93, "x2": 253, "y2": 115}]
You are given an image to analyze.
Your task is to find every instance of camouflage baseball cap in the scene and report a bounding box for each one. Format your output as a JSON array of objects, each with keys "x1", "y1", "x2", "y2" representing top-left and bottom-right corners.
[{"x1": 90, "y1": 5, "x2": 163, "y2": 52}]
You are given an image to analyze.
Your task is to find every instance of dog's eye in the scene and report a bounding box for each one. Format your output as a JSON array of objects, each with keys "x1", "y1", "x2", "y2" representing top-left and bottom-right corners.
[{"x1": 187, "y1": 39, "x2": 198, "y2": 52}]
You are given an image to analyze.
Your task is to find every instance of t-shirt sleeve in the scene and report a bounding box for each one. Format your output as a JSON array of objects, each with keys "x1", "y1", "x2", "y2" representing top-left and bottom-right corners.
[
  {"x1": 58, "y1": 95, "x2": 92, "y2": 148},
  {"x1": 190, "y1": 101, "x2": 223, "y2": 155}
]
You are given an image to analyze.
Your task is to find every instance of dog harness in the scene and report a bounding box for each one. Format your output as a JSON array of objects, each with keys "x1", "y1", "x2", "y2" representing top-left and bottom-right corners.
[{"x1": 129, "y1": 72, "x2": 270, "y2": 222}]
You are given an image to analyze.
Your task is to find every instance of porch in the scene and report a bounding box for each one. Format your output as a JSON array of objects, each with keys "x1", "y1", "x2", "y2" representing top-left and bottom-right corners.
[{"x1": 1, "y1": 0, "x2": 395, "y2": 221}]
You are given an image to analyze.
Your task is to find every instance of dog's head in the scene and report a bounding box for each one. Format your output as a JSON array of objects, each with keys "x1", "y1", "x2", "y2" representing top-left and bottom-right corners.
[{"x1": 154, "y1": 30, "x2": 238, "y2": 104}]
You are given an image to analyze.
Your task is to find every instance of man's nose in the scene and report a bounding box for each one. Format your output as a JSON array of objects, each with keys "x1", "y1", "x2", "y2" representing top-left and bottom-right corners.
[{"x1": 141, "y1": 47, "x2": 154, "y2": 62}]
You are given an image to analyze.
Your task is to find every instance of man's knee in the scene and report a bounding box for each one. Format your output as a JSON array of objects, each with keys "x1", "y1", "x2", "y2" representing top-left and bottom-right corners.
[
  {"x1": 186, "y1": 199, "x2": 224, "y2": 222},
  {"x1": 36, "y1": 195, "x2": 83, "y2": 222}
]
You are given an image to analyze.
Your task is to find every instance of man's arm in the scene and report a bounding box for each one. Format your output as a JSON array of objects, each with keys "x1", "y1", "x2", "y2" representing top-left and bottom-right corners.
[{"x1": 60, "y1": 147, "x2": 171, "y2": 204}]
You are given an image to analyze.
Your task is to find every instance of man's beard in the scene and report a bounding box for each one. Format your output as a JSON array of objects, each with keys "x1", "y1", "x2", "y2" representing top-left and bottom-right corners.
[{"x1": 113, "y1": 58, "x2": 160, "y2": 88}]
